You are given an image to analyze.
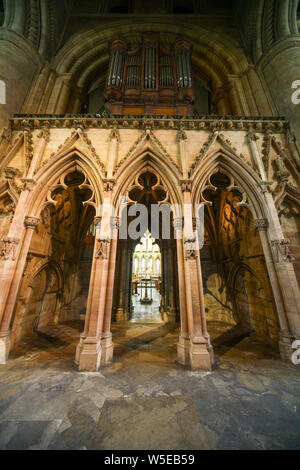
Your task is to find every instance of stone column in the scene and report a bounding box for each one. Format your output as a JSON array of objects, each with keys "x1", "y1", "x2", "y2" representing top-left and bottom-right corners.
[
  {"x1": 101, "y1": 216, "x2": 119, "y2": 366},
  {"x1": 226, "y1": 76, "x2": 243, "y2": 115},
  {"x1": 47, "y1": 74, "x2": 72, "y2": 114},
  {"x1": 0, "y1": 216, "x2": 40, "y2": 363},
  {"x1": 162, "y1": 243, "x2": 169, "y2": 320},
  {"x1": 247, "y1": 134, "x2": 300, "y2": 350},
  {"x1": 174, "y1": 217, "x2": 190, "y2": 365},
  {"x1": 166, "y1": 243, "x2": 177, "y2": 323},
  {"x1": 246, "y1": 66, "x2": 274, "y2": 116},
  {"x1": 0, "y1": 29, "x2": 41, "y2": 128},
  {"x1": 254, "y1": 218, "x2": 296, "y2": 361},
  {"x1": 215, "y1": 87, "x2": 231, "y2": 115},
  {"x1": 115, "y1": 241, "x2": 127, "y2": 322},
  {"x1": 77, "y1": 183, "x2": 117, "y2": 371},
  {"x1": 75, "y1": 215, "x2": 104, "y2": 370},
  {"x1": 182, "y1": 183, "x2": 212, "y2": 370},
  {"x1": 259, "y1": 37, "x2": 300, "y2": 142}
]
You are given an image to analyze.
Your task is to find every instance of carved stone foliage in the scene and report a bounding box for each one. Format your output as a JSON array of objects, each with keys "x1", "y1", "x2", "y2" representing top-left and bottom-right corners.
[
  {"x1": 24, "y1": 128, "x2": 33, "y2": 172},
  {"x1": 184, "y1": 238, "x2": 198, "y2": 260},
  {"x1": 0, "y1": 237, "x2": 19, "y2": 261},
  {"x1": 11, "y1": 116, "x2": 288, "y2": 134},
  {"x1": 24, "y1": 217, "x2": 40, "y2": 229},
  {"x1": 0, "y1": 193, "x2": 15, "y2": 216},
  {"x1": 271, "y1": 238, "x2": 294, "y2": 263}
]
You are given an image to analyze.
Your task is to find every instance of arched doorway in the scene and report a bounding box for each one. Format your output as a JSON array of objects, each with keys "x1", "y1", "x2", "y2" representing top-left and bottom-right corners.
[
  {"x1": 201, "y1": 171, "x2": 280, "y2": 358},
  {"x1": 111, "y1": 167, "x2": 181, "y2": 363},
  {"x1": 10, "y1": 169, "x2": 96, "y2": 356},
  {"x1": 131, "y1": 230, "x2": 163, "y2": 323}
]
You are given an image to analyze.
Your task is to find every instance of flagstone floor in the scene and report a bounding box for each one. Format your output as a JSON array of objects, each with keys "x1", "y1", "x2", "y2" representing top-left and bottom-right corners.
[{"x1": 0, "y1": 320, "x2": 300, "y2": 450}]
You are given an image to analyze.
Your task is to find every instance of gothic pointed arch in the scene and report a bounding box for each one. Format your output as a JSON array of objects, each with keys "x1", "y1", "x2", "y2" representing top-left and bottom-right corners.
[
  {"x1": 113, "y1": 148, "x2": 183, "y2": 212},
  {"x1": 192, "y1": 149, "x2": 267, "y2": 219},
  {"x1": 26, "y1": 148, "x2": 104, "y2": 218}
]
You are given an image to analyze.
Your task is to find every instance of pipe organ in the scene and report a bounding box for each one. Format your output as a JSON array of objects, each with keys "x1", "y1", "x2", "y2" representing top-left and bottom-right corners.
[{"x1": 105, "y1": 33, "x2": 195, "y2": 115}]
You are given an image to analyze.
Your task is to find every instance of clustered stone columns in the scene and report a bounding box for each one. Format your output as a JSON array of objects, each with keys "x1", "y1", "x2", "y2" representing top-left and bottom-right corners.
[
  {"x1": 160, "y1": 240, "x2": 178, "y2": 323},
  {"x1": 247, "y1": 129, "x2": 300, "y2": 363},
  {"x1": 115, "y1": 241, "x2": 131, "y2": 322},
  {"x1": 0, "y1": 216, "x2": 40, "y2": 363},
  {"x1": 175, "y1": 182, "x2": 213, "y2": 370},
  {"x1": 254, "y1": 218, "x2": 296, "y2": 361},
  {"x1": 0, "y1": 123, "x2": 51, "y2": 364},
  {"x1": 166, "y1": 242, "x2": 177, "y2": 322},
  {"x1": 76, "y1": 182, "x2": 120, "y2": 371}
]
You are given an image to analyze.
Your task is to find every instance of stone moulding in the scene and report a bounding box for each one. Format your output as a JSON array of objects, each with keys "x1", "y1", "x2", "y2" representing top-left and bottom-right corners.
[{"x1": 10, "y1": 114, "x2": 289, "y2": 133}]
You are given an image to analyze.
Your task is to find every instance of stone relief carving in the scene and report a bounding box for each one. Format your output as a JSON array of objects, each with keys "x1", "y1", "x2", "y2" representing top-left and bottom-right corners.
[
  {"x1": 0, "y1": 237, "x2": 19, "y2": 260},
  {"x1": 271, "y1": 238, "x2": 294, "y2": 263},
  {"x1": 96, "y1": 239, "x2": 110, "y2": 260}
]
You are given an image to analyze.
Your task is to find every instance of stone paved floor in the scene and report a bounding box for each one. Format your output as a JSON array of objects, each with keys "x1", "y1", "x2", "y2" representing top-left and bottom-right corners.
[{"x1": 0, "y1": 320, "x2": 300, "y2": 450}]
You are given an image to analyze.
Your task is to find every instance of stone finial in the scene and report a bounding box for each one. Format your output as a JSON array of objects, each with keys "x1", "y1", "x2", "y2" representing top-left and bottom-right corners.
[{"x1": 177, "y1": 128, "x2": 187, "y2": 142}]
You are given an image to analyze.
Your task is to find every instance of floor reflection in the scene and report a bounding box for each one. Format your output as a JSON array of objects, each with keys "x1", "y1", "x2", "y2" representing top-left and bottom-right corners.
[{"x1": 130, "y1": 288, "x2": 163, "y2": 323}]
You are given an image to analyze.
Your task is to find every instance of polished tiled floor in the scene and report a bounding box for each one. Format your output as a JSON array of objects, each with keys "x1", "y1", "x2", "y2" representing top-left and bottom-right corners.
[
  {"x1": 130, "y1": 288, "x2": 163, "y2": 323},
  {"x1": 0, "y1": 320, "x2": 300, "y2": 450}
]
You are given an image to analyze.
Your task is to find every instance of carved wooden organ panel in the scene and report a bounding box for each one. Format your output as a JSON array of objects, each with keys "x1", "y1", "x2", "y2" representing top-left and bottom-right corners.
[{"x1": 104, "y1": 33, "x2": 195, "y2": 116}]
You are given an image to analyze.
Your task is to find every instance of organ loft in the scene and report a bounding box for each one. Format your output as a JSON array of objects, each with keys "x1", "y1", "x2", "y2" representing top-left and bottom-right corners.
[
  {"x1": 0, "y1": 0, "x2": 299, "y2": 376},
  {"x1": 105, "y1": 33, "x2": 195, "y2": 115}
]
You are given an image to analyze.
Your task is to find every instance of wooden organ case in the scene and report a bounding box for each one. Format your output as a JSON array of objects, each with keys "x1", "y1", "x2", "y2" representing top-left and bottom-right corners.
[{"x1": 104, "y1": 33, "x2": 195, "y2": 116}]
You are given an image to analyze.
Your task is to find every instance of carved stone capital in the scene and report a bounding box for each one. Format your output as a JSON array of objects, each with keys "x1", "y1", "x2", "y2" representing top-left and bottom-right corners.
[
  {"x1": 0, "y1": 237, "x2": 19, "y2": 261},
  {"x1": 94, "y1": 216, "x2": 102, "y2": 226},
  {"x1": 24, "y1": 216, "x2": 40, "y2": 229},
  {"x1": 110, "y1": 216, "x2": 120, "y2": 231},
  {"x1": 247, "y1": 131, "x2": 258, "y2": 143},
  {"x1": 254, "y1": 218, "x2": 269, "y2": 232},
  {"x1": 21, "y1": 178, "x2": 35, "y2": 191},
  {"x1": 173, "y1": 217, "x2": 183, "y2": 232}
]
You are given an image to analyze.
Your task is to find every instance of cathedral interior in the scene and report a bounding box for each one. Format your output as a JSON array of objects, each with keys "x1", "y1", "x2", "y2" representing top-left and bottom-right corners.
[{"x1": 0, "y1": 0, "x2": 300, "y2": 451}]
